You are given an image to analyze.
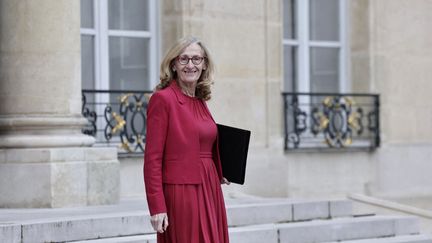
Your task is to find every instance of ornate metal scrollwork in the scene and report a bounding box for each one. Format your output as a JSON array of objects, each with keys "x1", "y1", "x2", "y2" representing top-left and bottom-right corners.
[
  {"x1": 104, "y1": 93, "x2": 148, "y2": 153},
  {"x1": 314, "y1": 96, "x2": 364, "y2": 147},
  {"x1": 81, "y1": 94, "x2": 97, "y2": 136},
  {"x1": 283, "y1": 92, "x2": 380, "y2": 151},
  {"x1": 82, "y1": 90, "x2": 152, "y2": 154},
  {"x1": 286, "y1": 95, "x2": 308, "y2": 148},
  {"x1": 104, "y1": 108, "x2": 125, "y2": 140}
]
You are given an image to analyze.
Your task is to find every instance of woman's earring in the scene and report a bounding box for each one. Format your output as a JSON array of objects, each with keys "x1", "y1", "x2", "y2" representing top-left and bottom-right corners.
[{"x1": 172, "y1": 67, "x2": 176, "y2": 72}]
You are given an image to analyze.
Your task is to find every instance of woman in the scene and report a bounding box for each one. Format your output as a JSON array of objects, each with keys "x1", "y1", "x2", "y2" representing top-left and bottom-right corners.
[{"x1": 144, "y1": 36, "x2": 230, "y2": 243}]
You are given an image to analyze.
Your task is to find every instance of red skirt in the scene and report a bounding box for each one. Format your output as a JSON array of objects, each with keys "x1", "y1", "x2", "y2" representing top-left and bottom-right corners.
[{"x1": 158, "y1": 152, "x2": 229, "y2": 243}]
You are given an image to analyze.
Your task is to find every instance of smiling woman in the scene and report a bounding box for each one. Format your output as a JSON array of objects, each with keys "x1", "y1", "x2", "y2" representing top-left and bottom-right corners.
[
  {"x1": 157, "y1": 37, "x2": 215, "y2": 101},
  {"x1": 143, "y1": 36, "x2": 230, "y2": 243},
  {"x1": 172, "y1": 43, "x2": 207, "y2": 97}
]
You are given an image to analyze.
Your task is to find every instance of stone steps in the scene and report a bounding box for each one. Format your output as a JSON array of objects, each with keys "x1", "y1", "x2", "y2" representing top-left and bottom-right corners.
[
  {"x1": 74, "y1": 216, "x2": 431, "y2": 243},
  {"x1": 1, "y1": 198, "x2": 431, "y2": 243},
  {"x1": 72, "y1": 235, "x2": 432, "y2": 243},
  {"x1": 330, "y1": 235, "x2": 432, "y2": 243},
  {"x1": 227, "y1": 215, "x2": 428, "y2": 243},
  {"x1": 278, "y1": 215, "x2": 420, "y2": 243},
  {"x1": 227, "y1": 199, "x2": 353, "y2": 226},
  {"x1": 0, "y1": 199, "x2": 350, "y2": 243},
  {"x1": 74, "y1": 234, "x2": 156, "y2": 243}
]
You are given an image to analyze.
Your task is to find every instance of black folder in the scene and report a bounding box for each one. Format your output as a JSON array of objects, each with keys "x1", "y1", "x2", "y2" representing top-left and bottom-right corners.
[{"x1": 216, "y1": 124, "x2": 251, "y2": 185}]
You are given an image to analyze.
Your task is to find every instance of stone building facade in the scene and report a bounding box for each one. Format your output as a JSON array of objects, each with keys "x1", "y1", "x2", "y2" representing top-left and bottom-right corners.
[{"x1": 1, "y1": 0, "x2": 432, "y2": 208}]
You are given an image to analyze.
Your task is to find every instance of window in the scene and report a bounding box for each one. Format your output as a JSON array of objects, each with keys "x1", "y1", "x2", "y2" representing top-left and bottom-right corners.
[
  {"x1": 80, "y1": 0, "x2": 159, "y2": 91},
  {"x1": 281, "y1": 0, "x2": 369, "y2": 151},
  {"x1": 80, "y1": 0, "x2": 159, "y2": 149},
  {"x1": 283, "y1": 0, "x2": 349, "y2": 93}
]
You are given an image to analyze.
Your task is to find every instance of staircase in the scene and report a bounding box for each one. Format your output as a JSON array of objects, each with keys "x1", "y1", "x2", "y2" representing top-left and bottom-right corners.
[{"x1": 1, "y1": 198, "x2": 431, "y2": 243}]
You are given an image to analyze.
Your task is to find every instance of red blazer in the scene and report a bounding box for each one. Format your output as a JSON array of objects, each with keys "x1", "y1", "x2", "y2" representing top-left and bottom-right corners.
[{"x1": 143, "y1": 81, "x2": 223, "y2": 216}]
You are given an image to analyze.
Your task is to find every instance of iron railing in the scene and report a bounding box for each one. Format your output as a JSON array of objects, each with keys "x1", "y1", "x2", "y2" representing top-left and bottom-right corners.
[
  {"x1": 282, "y1": 92, "x2": 380, "y2": 151},
  {"x1": 82, "y1": 90, "x2": 380, "y2": 154},
  {"x1": 82, "y1": 89, "x2": 153, "y2": 154}
]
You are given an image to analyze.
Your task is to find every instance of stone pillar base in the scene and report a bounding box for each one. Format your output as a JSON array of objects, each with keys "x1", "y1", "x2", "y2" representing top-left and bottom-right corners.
[{"x1": 0, "y1": 147, "x2": 119, "y2": 208}]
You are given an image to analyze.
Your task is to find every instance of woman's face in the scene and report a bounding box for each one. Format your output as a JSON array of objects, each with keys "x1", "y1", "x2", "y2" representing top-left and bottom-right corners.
[{"x1": 173, "y1": 43, "x2": 206, "y2": 85}]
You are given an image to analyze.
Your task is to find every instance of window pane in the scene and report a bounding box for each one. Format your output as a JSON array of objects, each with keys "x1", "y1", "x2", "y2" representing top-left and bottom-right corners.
[
  {"x1": 109, "y1": 37, "x2": 149, "y2": 90},
  {"x1": 310, "y1": 47, "x2": 339, "y2": 93},
  {"x1": 81, "y1": 35, "x2": 95, "y2": 89},
  {"x1": 108, "y1": 0, "x2": 149, "y2": 31},
  {"x1": 309, "y1": 0, "x2": 339, "y2": 41},
  {"x1": 283, "y1": 45, "x2": 297, "y2": 92},
  {"x1": 283, "y1": 0, "x2": 296, "y2": 39},
  {"x1": 80, "y1": 0, "x2": 94, "y2": 28}
]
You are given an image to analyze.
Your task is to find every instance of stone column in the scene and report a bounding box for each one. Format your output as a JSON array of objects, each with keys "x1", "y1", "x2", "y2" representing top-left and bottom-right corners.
[{"x1": 0, "y1": 0, "x2": 119, "y2": 207}]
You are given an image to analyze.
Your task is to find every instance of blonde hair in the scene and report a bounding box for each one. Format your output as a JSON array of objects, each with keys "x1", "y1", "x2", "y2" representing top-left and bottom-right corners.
[{"x1": 157, "y1": 36, "x2": 215, "y2": 101}]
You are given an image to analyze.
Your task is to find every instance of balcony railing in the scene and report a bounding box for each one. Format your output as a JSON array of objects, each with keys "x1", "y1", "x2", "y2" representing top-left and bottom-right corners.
[
  {"x1": 282, "y1": 92, "x2": 380, "y2": 151},
  {"x1": 82, "y1": 89, "x2": 153, "y2": 155},
  {"x1": 82, "y1": 90, "x2": 380, "y2": 154}
]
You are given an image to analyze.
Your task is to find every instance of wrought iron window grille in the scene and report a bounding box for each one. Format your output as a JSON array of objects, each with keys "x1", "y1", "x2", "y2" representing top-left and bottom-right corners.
[
  {"x1": 82, "y1": 89, "x2": 153, "y2": 155},
  {"x1": 282, "y1": 92, "x2": 380, "y2": 151}
]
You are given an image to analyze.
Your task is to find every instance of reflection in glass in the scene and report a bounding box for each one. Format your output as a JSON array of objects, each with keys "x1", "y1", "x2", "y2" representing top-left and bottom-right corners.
[
  {"x1": 80, "y1": 0, "x2": 94, "y2": 28},
  {"x1": 108, "y1": 0, "x2": 149, "y2": 31},
  {"x1": 284, "y1": 46, "x2": 297, "y2": 92},
  {"x1": 81, "y1": 35, "x2": 95, "y2": 90},
  {"x1": 309, "y1": 0, "x2": 339, "y2": 41},
  {"x1": 283, "y1": 0, "x2": 296, "y2": 39},
  {"x1": 109, "y1": 37, "x2": 149, "y2": 91},
  {"x1": 310, "y1": 47, "x2": 339, "y2": 93}
]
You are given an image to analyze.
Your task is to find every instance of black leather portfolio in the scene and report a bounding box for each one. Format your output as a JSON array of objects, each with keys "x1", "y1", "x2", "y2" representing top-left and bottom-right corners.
[{"x1": 216, "y1": 124, "x2": 251, "y2": 185}]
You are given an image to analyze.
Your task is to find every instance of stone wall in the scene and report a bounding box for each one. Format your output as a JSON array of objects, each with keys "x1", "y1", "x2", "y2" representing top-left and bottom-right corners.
[
  {"x1": 363, "y1": 0, "x2": 432, "y2": 199},
  {"x1": 121, "y1": 0, "x2": 432, "y2": 202}
]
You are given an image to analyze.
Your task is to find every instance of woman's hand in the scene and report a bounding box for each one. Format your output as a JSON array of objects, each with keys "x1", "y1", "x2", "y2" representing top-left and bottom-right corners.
[
  {"x1": 221, "y1": 177, "x2": 231, "y2": 185},
  {"x1": 150, "y1": 213, "x2": 169, "y2": 233}
]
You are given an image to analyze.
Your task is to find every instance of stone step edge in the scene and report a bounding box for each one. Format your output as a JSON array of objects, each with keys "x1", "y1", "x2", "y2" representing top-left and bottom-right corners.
[
  {"x1": 73, "y1": 234, "x2": 156, "y2": 243},
  {"x1": 227, "y1": 199, "x2": 354, "y2": 226},
  {"x1": 72, "y1": 216, "x2": 424, "y2": 243},
  {"x1": 326, "y1": 234, "x2": 432, "y2": 243},
  {"x1": 1, "y1": 199, "x2": 356, "y2": 243},
  {"x1": 277, "y1": 215, "x2": 420, "y2": 243},
  {"x1": 349, "y1": 193, "x2": 432, "y2": 219},
  {"x1": 4, "y1": 199, "x2": 353, "y2": 225},
  {"x1": 72, "y1": 235, "x2": 432, "y2": 243}
]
